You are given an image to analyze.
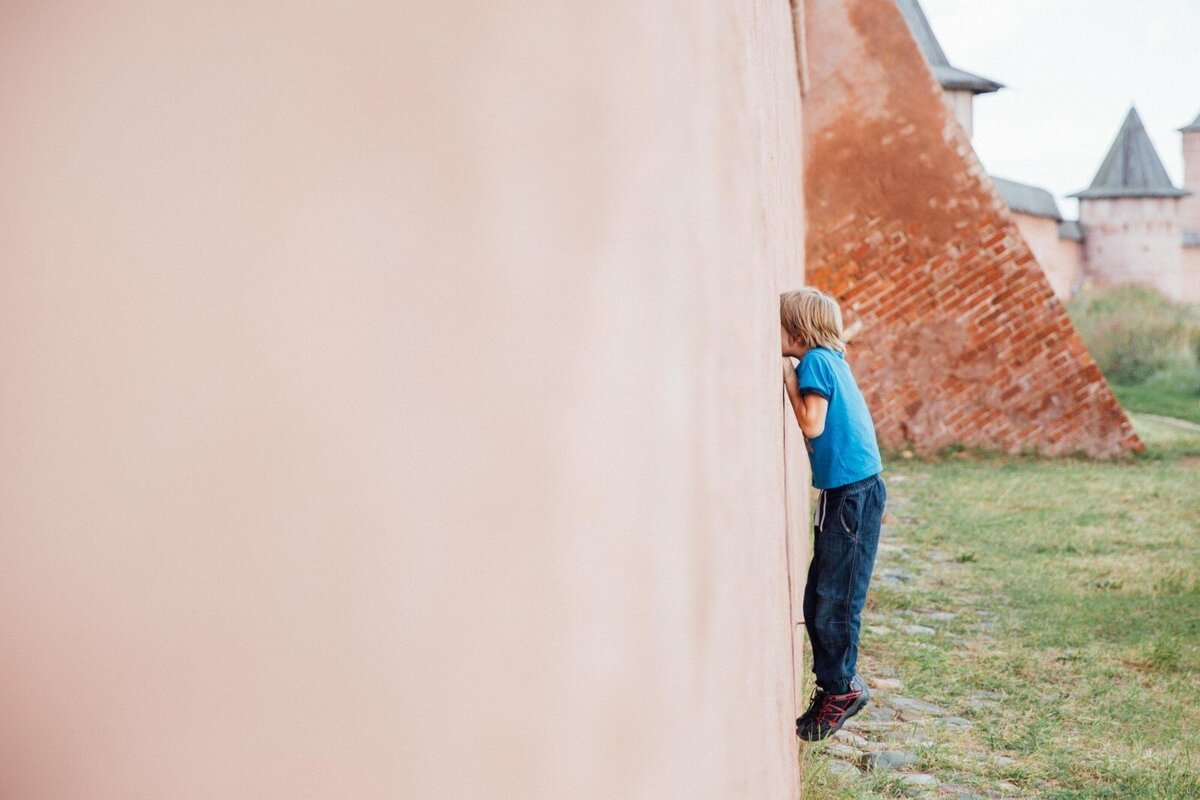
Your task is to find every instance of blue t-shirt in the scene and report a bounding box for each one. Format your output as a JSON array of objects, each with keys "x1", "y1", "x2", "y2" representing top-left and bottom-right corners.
[{"x1": 796, "y1": 347, "x2": 883, "y2": 489}]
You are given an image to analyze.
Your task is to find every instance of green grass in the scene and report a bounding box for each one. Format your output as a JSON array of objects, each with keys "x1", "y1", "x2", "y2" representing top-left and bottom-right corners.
[
  {"x1": 1065, "y1": 284, "x2": 1200, "y2": 386},
  {"x1": 1063, "y1": 283, "x2": 1200, "y2": 427},
  {"x1": 1113, "y1": 380, "x2": 1200, "y2": 427},
  {"x1": 1126, "y1": 413, "x2": 1200, "y2": 459},
  {"x1": 800, "y1": 415, "x2": 1200, "y2": 798}
]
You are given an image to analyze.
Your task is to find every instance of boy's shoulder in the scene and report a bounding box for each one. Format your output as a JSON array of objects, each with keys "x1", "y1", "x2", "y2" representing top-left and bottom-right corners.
[{"x1": 801, "y1": 346, "x2": 843, "y2": 366}]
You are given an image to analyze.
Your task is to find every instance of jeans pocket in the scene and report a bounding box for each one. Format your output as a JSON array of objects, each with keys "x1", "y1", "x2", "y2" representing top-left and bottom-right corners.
[{"x1": 837, "y1": 491, "x2": 861, "y2": 540}]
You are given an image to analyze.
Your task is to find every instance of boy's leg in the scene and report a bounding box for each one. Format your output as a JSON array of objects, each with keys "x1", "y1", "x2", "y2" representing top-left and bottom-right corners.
[
  {"x1": 840, "y1": 475, "x2": 886, "y2": 681},
  {"x1": 805, "y1": 485, "x2": 859, "y2": 694},
  {"x1": 802, "y1": 528, "x2": 825, "y2": 688}
]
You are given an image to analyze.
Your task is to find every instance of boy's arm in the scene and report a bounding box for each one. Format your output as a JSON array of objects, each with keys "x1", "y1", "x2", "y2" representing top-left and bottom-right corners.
[
  {"x1": 788, "y1": 387, "x2": 828, "y2": 439},
  {"x1": 783, "y1": 359, "x2": 829, "y2": 438}
]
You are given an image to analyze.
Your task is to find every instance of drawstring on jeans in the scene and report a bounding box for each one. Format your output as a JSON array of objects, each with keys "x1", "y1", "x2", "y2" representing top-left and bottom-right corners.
[{"x1": 815, "y1": 489, "x2": 828, "y2": 530}]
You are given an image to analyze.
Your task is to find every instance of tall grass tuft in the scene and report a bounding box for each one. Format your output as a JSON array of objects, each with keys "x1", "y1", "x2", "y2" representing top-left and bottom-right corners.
[{"x1": 1066, "y1": 284, "x2": 1200, "y2": 389}]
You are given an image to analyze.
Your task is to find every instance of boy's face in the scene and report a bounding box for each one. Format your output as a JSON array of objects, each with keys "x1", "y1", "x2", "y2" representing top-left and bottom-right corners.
[{"x1": 781, "y1": 324, "x2": 807, "y2": 359}]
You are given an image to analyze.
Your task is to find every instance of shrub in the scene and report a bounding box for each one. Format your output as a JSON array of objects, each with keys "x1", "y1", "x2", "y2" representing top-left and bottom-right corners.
[{"x1": 1066, "y1": 284, "x2": 1200, "y2": 386}]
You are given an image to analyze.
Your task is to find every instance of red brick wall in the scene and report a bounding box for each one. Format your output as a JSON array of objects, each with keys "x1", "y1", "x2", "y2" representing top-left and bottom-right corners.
[{"x1": 801, "y1": 0, "x2": 1140, "y2": 457}]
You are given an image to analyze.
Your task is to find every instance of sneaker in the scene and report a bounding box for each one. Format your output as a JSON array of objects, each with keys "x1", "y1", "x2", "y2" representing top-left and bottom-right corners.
[
  {"x1": 795, "y1": 683, "x2": 831, "y2": 727},
  {"x1": 796, "y1": 675, "x2": 870, "y2": 741}
]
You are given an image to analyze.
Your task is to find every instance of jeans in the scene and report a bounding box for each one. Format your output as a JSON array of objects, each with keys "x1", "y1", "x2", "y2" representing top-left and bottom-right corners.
[{"x1": 802, "y1": 472, "x2": 886, "y2": 692}]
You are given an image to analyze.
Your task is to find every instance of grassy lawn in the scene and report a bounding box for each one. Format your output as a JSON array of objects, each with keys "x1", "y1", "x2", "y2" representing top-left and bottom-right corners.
[
  {"x1": 1112, "y1": 383, "x2": 1200, "y2": 427},
  {"x1": 799, "y1": 414, "x2": 1200, "y2": 798}
]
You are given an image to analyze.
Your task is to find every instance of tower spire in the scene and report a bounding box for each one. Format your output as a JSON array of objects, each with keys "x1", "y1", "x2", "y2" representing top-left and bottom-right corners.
[{"x1": 1069, "y1": 106, "x2": 1189, "y2": 199}]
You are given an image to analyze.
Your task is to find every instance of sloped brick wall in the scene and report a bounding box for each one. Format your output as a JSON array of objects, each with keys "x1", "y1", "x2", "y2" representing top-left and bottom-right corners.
[{"x1": 802, "y1": 0, "x2": 1141, "y2": 457}]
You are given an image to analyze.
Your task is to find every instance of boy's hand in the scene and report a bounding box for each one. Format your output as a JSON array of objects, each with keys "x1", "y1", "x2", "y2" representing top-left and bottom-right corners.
[{"x1": 782, "y1": 357, "x2": 798, "y2": 390}]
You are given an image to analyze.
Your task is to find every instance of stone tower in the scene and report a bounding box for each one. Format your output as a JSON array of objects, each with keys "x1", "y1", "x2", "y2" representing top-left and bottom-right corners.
[
  {"x1": 1180, "y1": 110, "x2": 1200, "y2": 301},
  {"x1": 1068, "y1": 106, "x2": 1191, "y2": 300},
  {"x1": 895, "y1": 0, "x2": 1003, "y2": 140},
  {"x1": 1180, "y1": 110, "x2": 1200, "y2": 234}
]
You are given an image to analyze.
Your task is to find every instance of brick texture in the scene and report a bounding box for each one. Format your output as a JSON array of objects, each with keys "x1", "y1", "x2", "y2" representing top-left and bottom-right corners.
[{"x1": 801, "y1": 0, "x2": 1141, "y2": 457}]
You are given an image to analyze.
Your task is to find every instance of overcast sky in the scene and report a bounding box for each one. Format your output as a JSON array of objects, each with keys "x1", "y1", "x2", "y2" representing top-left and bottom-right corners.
[{"x1": 920, "y1": 0, "x2": 1200, "y2": 219}]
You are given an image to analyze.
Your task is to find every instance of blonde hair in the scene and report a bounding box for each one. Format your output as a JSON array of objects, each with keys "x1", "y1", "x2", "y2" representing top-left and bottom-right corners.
[{"x1": 780, "y1": 287, "x2": 846, "y2": 354}]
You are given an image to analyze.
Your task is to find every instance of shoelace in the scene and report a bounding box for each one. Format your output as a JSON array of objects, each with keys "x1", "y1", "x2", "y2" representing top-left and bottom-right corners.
[
  {"x1": 814, "y1": 690, "x2": 858, "y2": 727},
  {"x1": 799, "y1": 686, "x2": 822, "y2": 721},
  {"x1": 798, "y1": 684, "x2": 832, "y2": 729}
]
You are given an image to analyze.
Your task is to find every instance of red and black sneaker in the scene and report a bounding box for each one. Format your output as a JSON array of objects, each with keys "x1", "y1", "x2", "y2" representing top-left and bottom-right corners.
[{"x1": 796, "y1": 675, "x2": 870, "y2": 741}]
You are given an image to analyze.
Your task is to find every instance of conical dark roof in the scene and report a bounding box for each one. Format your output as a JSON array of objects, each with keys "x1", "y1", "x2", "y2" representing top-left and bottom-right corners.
[
  {"x1": 895, "y1": 0, "x2": 1003, "y2": 94},
  {"x1": 1069, "y1": 106, "x2": 1190, "y2": 199},
  {"x1": 1180, "y1": 110, "x2": 1200, "y2": 133}
]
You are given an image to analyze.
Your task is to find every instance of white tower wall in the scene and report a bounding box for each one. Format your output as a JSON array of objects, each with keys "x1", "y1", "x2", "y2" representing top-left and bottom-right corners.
[
  {"x1": 1079, "y1": 197, "x2": 1184, "y2": 301},
  {"x1": 943, "y1": 89, "x2": 974, "y2": 139},
  {"x1": 1181, "y1": 130, "x2": 1200, "y2": 232}
]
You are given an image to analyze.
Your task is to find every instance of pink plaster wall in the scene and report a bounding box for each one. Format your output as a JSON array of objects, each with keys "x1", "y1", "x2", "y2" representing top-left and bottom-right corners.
[
  {"x1": 1010, "y1": 212, "x2": 1080, "y2": 300},
  {"x1": 0, "y1": 2, "x2": 810, "y2": 797},
  {"x1": 1055, "y1": 237, "x2": 1085, "y2": 297}
]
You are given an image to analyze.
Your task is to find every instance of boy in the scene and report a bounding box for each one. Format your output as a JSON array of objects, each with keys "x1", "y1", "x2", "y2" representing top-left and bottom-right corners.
[{"x1": 780, "y1": 287, "x2": 886, "y2": 742}]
